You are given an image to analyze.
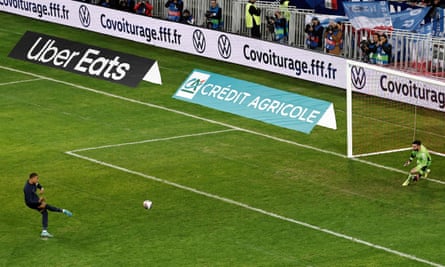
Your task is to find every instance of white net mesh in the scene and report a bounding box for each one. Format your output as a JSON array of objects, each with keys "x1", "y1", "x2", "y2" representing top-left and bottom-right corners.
[{"x1": 347, "y1": 61, "x2": 445, "y2": 158}]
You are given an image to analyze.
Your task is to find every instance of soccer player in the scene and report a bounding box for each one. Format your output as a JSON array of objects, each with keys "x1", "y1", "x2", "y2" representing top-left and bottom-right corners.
[
  {"x1": 403, "y1": 140, "x2": 432, "y2": 186},
  {"x1": 23, "y1": 173, "x2": 73, "y2": 238}
]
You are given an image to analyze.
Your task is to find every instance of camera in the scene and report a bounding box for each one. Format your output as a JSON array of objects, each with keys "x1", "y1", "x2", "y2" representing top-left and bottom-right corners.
[{"x1": 360, "y1": 39, "x2": 369, "y2": 52}]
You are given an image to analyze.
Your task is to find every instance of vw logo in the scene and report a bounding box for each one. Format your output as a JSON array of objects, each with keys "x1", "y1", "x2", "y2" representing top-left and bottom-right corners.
[
  {"x1": 79, "y1": 5, "x2": 91, "y2": 28},
  {"x1": 192, "y1": 30, "x2": 206, "y2": 54},
  {"x1": 351, "y1": 65, "x2": 366, "y2": 90},
  {"x1": 217, "y1": 34, "x2": 231, "y2": 59}
]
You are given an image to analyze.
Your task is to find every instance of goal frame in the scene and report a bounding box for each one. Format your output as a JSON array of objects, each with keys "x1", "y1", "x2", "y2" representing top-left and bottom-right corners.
[{"x1": 346, "y1": 60, "x2": 445, "y2": 158}]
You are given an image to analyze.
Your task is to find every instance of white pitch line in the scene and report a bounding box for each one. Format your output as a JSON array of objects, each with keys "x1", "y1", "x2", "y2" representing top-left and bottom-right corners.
[
  {"x1": 0, "y1": 78, "x2": 42, "y2": 86},
  {"x1": 64, "y1": 150, "x2": 444, "y2": 267},
  {"x1": 70, "y1": 129, "x2": 236, "y2": 153},
  {"x1": 1, "y1": 65, "x2": 442, "y2": 183}
]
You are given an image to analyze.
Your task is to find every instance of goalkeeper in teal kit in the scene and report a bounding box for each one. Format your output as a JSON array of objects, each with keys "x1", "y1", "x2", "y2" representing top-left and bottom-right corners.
[{"x1": 402, "y1": 140, "x2": 432, "y2": 186}]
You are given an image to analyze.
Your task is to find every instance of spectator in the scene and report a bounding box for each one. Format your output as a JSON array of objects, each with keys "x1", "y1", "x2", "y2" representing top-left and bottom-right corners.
[
  {"x1": 426, "y1": 0, "x2": 445, "y2": 22},
  {"x1": 245, "y1": 0, "x2": 261, "y2": 39},
  {"x1": 100, "y1": 0, "x2": 112, "y2": 7},
  {"x1": 267, "y1": 11, "x2": 287, "y2": 43},
  {"x1": 134, "y1": 0, "x2": 153, "y2": 16},
  {"x1": 165, "y1": 0, "x2": 183, "y2": 22},
  {"x1": 117, "y1": 0, "x2": 135, "y2": 11},
  {"x1": 180, "y1": 9, "x2": 195, "y2": 24},
  {"x1": 205, "y1": 0, "x2": 223, "y2": 30},
  {"x1": 279, "y1": 0, "x2": 290, "y2": 37},
  {"x1": 375, "y1": 33, "x2": 392, "y2": 65},
  {"x1": 324, "y1": 21, "x2": 343, "y2": 55},
  {"x1": 305, "y1": 17, "x2": 324, "y2": 50}
]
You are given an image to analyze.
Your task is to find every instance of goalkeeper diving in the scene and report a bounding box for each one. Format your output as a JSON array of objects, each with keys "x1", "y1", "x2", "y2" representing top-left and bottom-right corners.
[{"x1": 402, "y1": 140, "x2": 432, "y2": 186}]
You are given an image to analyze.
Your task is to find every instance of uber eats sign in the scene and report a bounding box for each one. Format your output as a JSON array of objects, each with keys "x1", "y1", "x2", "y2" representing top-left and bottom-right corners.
[
  {"x1": 174, "y1": 70, "x2": 337, "y2": 134},
  {"x1": 9, "y1": 31, "x2": 161, "y2": 87}
]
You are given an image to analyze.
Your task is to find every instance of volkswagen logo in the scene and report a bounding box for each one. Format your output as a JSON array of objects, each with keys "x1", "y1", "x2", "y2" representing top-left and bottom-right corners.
[
  {"x1": 217, "y1": 34, "x2": 231, "y2": 59},
  {"x1": 351, "y1": 65, "x2": 366, "y2": 90},
  {"x1": 192, "y1": 30, "x2": 206, "y2": 54},
  {"x1": 79, "y1": 5, "x2": 91, "y2": 28}
]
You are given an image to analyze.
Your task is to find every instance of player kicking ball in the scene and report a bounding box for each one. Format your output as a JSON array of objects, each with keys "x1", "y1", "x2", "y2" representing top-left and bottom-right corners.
[
  {"x1": 23, "y1": 173, "x2": 73, "y2": 238},
  {"x1": 402, "y1": 140, "x2": 432, "y2": 186}
]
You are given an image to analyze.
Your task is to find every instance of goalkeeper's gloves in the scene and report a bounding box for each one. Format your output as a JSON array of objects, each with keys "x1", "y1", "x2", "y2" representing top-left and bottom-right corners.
[{"x1": 404, "y1": 160, "x2": 411, "y2": 167}]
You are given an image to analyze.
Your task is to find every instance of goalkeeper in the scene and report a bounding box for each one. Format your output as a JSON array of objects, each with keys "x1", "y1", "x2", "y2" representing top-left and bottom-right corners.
[{"x1": 404, "y1": 140, "x2": 432, "y2": 184}]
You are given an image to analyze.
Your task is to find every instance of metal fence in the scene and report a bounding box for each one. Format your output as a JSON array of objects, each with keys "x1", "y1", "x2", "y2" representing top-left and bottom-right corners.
[
  {"x1": 342, "y1": 23, "x2": 445, "y2": 79},
  {"x1": 95, "y1": 0, "x2": 445, "y2": 79},
  {"x1": 151, "y1": 0, "x2": 313, "y2": 46}
]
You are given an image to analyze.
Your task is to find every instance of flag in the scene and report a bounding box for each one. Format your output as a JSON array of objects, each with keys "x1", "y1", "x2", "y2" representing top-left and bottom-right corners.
[
  {"x1": 343, "y1": 1, "x2": 392, "y2": 30},
  {"x1": 391, "y1": 7, "x2": 430, "y2": 31},
  {"x1": 325, "y1": 0, "x2": 338, "y2": 10}
]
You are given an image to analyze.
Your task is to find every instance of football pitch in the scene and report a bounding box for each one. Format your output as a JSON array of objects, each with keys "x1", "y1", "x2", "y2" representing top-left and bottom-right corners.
[{"x1": 1, "y1": 12, "x2": 444, "y2": 267}]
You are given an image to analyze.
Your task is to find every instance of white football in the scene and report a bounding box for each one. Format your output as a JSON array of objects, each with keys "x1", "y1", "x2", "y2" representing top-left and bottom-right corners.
[{"x1": 143, "y1": 200, "x2": 153, "y2": 209}]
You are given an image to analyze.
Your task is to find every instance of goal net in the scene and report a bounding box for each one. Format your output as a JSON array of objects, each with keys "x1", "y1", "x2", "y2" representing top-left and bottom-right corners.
[{"x1": 346, "y1": 60, "x2": 445, "y2": 158}]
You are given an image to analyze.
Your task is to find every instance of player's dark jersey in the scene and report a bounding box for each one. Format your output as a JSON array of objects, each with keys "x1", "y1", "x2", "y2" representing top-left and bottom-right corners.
[{"x1": 23, "y1": 181, "x2": 42, "y2": 208}]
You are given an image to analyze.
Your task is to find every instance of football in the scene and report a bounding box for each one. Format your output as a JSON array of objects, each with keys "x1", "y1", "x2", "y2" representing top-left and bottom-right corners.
[{"x1": 143, "y1": 200, "x2": 153, "y2": 209}]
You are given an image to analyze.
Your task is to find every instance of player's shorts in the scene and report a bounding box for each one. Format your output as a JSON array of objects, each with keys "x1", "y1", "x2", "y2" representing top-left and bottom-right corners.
[{"x1": 415, "y1": 162, "x2": 431, "y2": 175}]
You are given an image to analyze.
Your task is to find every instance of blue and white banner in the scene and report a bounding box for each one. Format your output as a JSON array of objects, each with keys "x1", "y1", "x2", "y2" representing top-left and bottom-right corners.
[
  {"x1": 343, "y1": 1, "x2": 392, "y2": 30},
  {"x1": 391, "y1": 7, "x2": 430, "y2": 31},
  {"x1": 173, "y1": 70, "x2": 337, "y2": 134},
  {"x1": 432, "y1": 8, "x2": 445, "y2": 37},
  {"x1": 415, "y1": 22, "x2": 433, "y2": 35}
]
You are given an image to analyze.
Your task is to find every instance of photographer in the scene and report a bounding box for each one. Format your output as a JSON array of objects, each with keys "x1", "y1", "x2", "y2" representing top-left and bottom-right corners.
[
  {"x1": 362, "y1": 33, "x2": 379, "y2": 64},
  {"x1": 376, "y1": 33, "x2": 392, "y2": 65},
  {"x1": 266, "y1": 11, "x2": 287, "y2": 43},
  {"x1": 324, "y1": 21, "x2": 343, "y2": 55},
  {"x1": 304, "y1": 17, "x2": 323, "y2": 50},
  {"x1": 135, "y1": 0, "x2": 153, "y2": 16},
  {"x1": 359, "y1": 37, "x2": 370, "y2": 63},
  {"x1": 165, "y1": 0, "x2": 184, "y2": 22},
  {"x1": 180, "y1": 9, "x2": 195, "y2": 24},
  {"x1": 205, "y1": 0, "x2": 222, "y2": 30}
]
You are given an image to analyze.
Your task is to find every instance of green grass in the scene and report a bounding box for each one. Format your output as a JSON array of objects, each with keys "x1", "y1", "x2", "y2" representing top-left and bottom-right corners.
[{"x1": 0, "y1": 11, "x2": 444, "y2": 267}]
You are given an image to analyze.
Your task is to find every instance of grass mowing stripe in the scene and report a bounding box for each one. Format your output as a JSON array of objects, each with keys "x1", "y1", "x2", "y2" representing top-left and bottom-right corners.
[
  {"x1": 65, "y1": 149, "x2": 445, "y2": 267},
  {"x1": 1, "y1": 64, "x2": 443, "y2": 185}
]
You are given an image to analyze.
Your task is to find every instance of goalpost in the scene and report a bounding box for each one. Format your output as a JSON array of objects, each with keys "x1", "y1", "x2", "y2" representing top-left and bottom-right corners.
[{"x1": 346, "y1": 60, "x2": 445, "y2": 158}]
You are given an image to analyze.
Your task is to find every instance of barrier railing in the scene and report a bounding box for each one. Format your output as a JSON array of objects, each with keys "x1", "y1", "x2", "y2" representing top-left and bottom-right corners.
[{"x1": 100, "y1": 0, "x2": 445, "y2": 80}]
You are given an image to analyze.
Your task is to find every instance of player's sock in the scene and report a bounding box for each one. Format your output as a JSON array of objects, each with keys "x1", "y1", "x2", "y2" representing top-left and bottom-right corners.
[{"x1": 402, "y1": 175, "x2": 412, "y2": 186}]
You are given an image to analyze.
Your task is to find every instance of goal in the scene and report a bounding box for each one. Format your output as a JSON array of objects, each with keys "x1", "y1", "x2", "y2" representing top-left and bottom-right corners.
[{"x1": 346, "y1": 60, "x2": 445, "y2": 158}]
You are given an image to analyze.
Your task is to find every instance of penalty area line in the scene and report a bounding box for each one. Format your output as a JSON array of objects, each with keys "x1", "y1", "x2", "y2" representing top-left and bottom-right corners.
[
  {"x1": 65, "y1": 151, "x2": 444, "y2": 267},
  {"x1": 0, "y1": 78, "x2": 43, "y2": 86},
  {"x1": 69, "y1": 129, "x2": 237, "y2": 153}
]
